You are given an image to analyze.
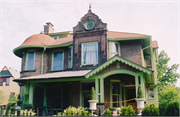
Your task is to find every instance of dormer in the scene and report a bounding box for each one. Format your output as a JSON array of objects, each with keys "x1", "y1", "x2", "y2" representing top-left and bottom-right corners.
[{"x1": 72, "y1": 5, "x2": 108, "y2": 70}]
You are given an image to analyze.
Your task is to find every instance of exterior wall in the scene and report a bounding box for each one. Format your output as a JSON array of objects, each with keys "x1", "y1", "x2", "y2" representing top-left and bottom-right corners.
[
  {"x1": 73, "y1": 34, "x2": 107, "y2": 71},
  {"x1": 152, "y1": 49, "x2": 158, "y2": 84},
  {"x1": 120, "y1": 40, "x2": 142, "y2": 66},
  {"x1": 0, "y1": 76, "x2": 20, "y2": 105}
]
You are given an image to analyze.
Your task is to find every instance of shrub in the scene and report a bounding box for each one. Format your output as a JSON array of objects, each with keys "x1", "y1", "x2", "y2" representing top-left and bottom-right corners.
[
  {"x1": 21, "y1": 103, "x2": 33, "y2": 110},
  {"x1": 142, "y1": 104, "x2": 160, "y2": 116},
  {"x1": 90, "y1": 87, "x2": 96, "y2": 100},
  {"x1": 63, "y1": 106, "x2": 92, "y2": 116},
  {"x1": 137, "y1": 84, "x2": 144, "y2": 98},
  {"x1": 121, "y1": 105, "x2": 136, "y2": 116},
  {"x1": 165, "y1": 101, "x2": 179, "y2": 116},
  {"x1": 102, "y1": 109, "x2": 112, "y2": 116}
]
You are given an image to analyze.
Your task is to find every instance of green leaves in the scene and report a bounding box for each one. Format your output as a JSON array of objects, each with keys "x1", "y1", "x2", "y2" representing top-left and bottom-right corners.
[
  {"x1": 90, "y1": 87, "x2": 96, "y2": 100},
  {"x1": 156, "y1": 50, "x2": 180, "y2": 93},
  {"x1": 137, "y1": 84, "x2": 144, "y2": 98},
  {"x1": 0, "y1": 91, "x2": 5, "y2": 104}
]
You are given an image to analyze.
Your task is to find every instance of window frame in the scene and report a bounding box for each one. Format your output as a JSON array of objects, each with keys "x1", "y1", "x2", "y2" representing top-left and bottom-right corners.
[
  {"x1": 6, "y1": 78, "x2": 9, "y2": 86},
  {"x1": 51, "y1": 50, "x2": 64, "y2": 71},
  {"x1": 68, "y1": 46, "x2": 73, "y2": 68},
  {"x1": 0, "y1": 78, "x2": 3, "y2": 86},
  {"x1": 81, "y1": 42, "x2": 98, "y2": 65},
  {"x1": 109, "y1": 42, "x2": 120, "y2": 58},
  {"x1": 148, "y1": 87, "x2": 154, "y2": 99},
  {"x1": 25, "y1": 51, "x2": 35, "y2": 70}
]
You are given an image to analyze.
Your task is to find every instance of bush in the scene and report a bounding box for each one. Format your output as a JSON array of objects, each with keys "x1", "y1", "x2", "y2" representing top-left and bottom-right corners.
[
  {"x1": 142, "y1": 104, "x2": 160, "y2": 116},
  {"x1": 137, "y1": 84, "x2": 144, "y2": 98},
  {"x1": 63, "y1": 106, "x2": 92, "y2": 116},
  {"x1": 102, "y1": 109, "x2": 112, "y2": 116},
  {"x1": 21, "y1": 103, "x2": 33, "y2": 110},
  {"x1": 165, "y1": 101, "x2": 179, "y2": 116},
  {"x1": 90, "y1": 87, "x2": 96, "y2": 100},
  {"x1": 121, "y1": 105, "x2": 136, "y2": 116}
]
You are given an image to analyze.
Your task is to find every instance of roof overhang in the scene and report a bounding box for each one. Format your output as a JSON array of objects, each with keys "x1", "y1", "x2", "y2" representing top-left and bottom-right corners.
[
  {"x1": 14, "y1": 70, "x2": 91, "y2": 82},
  {"x1": 85, "y1": 55, "x2": 152, "y2": 79}
]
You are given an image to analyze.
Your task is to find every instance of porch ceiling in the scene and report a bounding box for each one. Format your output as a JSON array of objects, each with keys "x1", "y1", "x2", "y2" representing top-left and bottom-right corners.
[
  {"x1": 14, "y1": 70, "x2": 91, "y2": 81},
  {"x1": 85, "y1": 55, "x2": 152, "y2": 78}
]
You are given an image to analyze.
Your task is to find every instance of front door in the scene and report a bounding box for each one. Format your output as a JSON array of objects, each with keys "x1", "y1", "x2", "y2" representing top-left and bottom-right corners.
[{"x1": 126, "y1": 87, "x2": 136, "y2": 111}]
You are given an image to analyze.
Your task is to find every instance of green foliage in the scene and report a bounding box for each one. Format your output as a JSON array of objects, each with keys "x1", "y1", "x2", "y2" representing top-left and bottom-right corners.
[
  {"x1": 63, "y1": 106, "x2": 92, "y2": 116},
  {"x1": 17, "y1": 94, "x2": 22, "y2": 106},
  {"x1": 165, "y1": 101, "x2": 179, "y2": 116},
  {"x1": 0, "y1": 91, "x2": 5, "y2": 104},
  {"x1": 22, "y1": 93, "x2": 29, "y2": 103},
  {"x1": 121, "y1": 105, "x2": 136, "y2": 116},
  {"x1": 102, "y1": 109, "x2": 112, "y2": 116},
  {"x1": 5, "y1": 93, "x2": 17, "y2": 115},
  {"x1": 156, "y1": 50, "x2": 180, "y2": 93},
  {"x1": 20, "y1": 109, "x2": 36, "y2": 116},
  {"x1": 21, "y1": 103, "x2": 33, "y2": 110},
  {"x1": 137, "y1": 84, "x2": 144, "y2": 98},
  {"x1": 142, "y1": 104, "x2": 160, "y2": 116},
  {"x1": 90, "y1": 87, "x2": 96, "y2": 100}
]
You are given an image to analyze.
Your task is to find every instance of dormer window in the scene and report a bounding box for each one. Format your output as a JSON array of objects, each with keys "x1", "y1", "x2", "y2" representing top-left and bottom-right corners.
[
  {"x1": 26, "y1": 52, "x2": 35, "y2": 70},
  {"x1": 82, "y1": 42, "x2": 98, "y2": 65},
  {"x1": 110, "y1": 42, "x2": 120, "y2": 58},
  {"x1": 52, "y1": 51, "x2": 64, "y2": 70}
]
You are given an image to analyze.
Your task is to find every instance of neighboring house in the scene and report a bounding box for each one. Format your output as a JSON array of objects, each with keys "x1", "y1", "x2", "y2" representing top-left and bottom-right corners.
[
  {"x1": 13, "y1": 7, "x2": 159, "y2": 113},
  {"x1": 0, "y1": 66, "x2": 20, "y2": 107}
]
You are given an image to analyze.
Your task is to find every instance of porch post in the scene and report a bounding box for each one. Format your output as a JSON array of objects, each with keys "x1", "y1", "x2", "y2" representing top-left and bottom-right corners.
[
  {"x1": 95, "y1": 78, "x2": 99, "y2": 102},
  {"x1": 29, "y1": 82, "x2": 33, "y2": 104},
  {"x1": 140, "y1": 73, "x2": 145, "y2": 98},
  {"x1": 100, "y1": 78, "x2": 104, "y2": 103},
  {"x1": 135, "y1": 75, "x2": 139, "y2": 98}
]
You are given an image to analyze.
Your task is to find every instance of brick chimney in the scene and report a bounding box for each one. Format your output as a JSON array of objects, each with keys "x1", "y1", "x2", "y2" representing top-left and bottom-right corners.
[{"x1": 44, "y1": 22, "x2": 54, "y2": 34}]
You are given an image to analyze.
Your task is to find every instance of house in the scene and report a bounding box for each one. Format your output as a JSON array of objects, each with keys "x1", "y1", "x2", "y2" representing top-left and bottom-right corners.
[
  {"x1": 13, "y1": 6, "x2": 159, "y2": 113},
  {"x1": 0, "y1": 66, "x2": 20, "y2": 107}
]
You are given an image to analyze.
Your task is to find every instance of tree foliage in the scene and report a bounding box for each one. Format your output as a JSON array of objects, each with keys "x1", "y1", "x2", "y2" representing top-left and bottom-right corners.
[
  {"x1": 156, "y1": 50, "x2": 180, "y2": 92},
  {"x1": 137, "y1": 84, "x2": 144, "y2": 98},
  {"x1": 0, "y1": 91, "x2": 5, "y2": 104}
]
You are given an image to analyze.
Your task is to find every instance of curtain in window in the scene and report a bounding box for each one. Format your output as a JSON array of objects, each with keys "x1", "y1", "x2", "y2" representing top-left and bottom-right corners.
[
  {"x1": 53, "y1": 52, "x2": 63, "y2": 70},
  {"x1": 111, "y1": 42, "x2": 119, "y2": 57},
  {"x1": 83, "y1": 42, "x2": 98, "y2": 64},
  {"x1": 27, "y1": 52, "x2": 35, "y2": 70}
]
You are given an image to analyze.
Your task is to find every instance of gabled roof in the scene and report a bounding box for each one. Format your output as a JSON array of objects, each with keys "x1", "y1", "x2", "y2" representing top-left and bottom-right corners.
[
  {"x1": 0, "y1": 66, "x2": 20, "y2": 79},
  {"x1": 85, "y1": 55, "x2": 152, "y2": 78}
]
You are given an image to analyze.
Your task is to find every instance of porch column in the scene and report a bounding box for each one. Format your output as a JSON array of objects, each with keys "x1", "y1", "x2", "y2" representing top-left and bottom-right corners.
[
  {"x1": 95, "y1": 78, "x2": 99, "y2": 102},
  {"x1": 135, "y1": 75, "x2": 139, "y2": 97},
  {"x1": 140, "y1": 74, "x2": 145, "y2": 98},
  {"x1": 100, "y1": 78, "x2": 104, "y2": 103},
  {"x1": 29, "y1": 82, "x2": 33, "y2": 104}
]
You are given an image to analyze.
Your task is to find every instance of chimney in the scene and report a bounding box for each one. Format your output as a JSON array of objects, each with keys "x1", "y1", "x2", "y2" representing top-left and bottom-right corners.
[{"x1": 44, "y1": 22, "x2": 54, "y2": 34}]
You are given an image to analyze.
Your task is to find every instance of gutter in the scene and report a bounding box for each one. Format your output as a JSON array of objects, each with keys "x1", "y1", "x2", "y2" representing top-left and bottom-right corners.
[{"x1": 41, "y1": 47, "x2": 46, "y2": 74}]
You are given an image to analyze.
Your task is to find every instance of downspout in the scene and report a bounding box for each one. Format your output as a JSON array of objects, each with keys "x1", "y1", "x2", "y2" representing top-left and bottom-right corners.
[{"x1": 41, "y1": 47, "x2": 46, "y2": 74}]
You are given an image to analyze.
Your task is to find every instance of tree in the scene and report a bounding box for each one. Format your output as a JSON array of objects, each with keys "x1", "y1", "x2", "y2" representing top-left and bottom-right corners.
[
  {"x1": 0, "y1": 91, "x2": 5, "y2": 104},
  {"x1": 156, "y1": 50, "x2": 180, "y2": 93}
]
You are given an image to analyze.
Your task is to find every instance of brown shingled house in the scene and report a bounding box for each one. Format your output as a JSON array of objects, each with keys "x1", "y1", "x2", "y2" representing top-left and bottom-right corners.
[{"x1": 13, "y1": 7, "x2": 159, "y2": 114}]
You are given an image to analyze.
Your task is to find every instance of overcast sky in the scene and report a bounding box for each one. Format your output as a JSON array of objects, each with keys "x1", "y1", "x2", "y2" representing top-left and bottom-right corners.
[{"x1": 0, "y1": 0, "x2": 179, "y2": 86}]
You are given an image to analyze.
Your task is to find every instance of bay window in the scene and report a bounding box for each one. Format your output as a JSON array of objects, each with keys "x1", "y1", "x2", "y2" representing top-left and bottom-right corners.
[
  {"x1": 52, "y1": 51, "x2": 64, "y2": 70},
  {"x1": 26, "y1": 52, "x2": 35, "y2": 70},
  {"x1": 82, "y1": 42, "x2": 98, "y2": 65}
]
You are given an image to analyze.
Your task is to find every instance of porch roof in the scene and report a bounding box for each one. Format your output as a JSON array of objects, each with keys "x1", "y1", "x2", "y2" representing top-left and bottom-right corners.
[
  {"x1": 14, "y1": 70, "x2": 91, "y2": 81},
  {"x1": 85, "y1": 55, "x2": 152, "y2": 78}
]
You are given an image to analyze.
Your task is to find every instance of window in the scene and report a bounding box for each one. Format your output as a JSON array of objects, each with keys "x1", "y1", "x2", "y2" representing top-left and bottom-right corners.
[
  {"x1": 148, "y1": 87, "x2": 154, "y2": 99},
  {"x1": 6, "y1": 78, "x2": 9, "y2": 85},
  {"x1": 111, "y1": 82, "x2": 120, "y2": 107},
  {"x1": 53, "y1": 36, "x2": 58, "y2": 39},
  {"x1": 82, "y1": 42, "x2": 98, "y2": 65},
  {"x1": 110, "y1": 42, "x2": 120, "y2": 58},
  {"x1": 68, "y1": 46, "x2": 73, "y2": 68},
  {"x1": 52, "y1": 51, "x2": 64, "y2": 70},
  {"x1": 26, "y1": 52, "x2": 35, "y2": 70},
  {"x1": 0, "y1": 79, "x2": 3, "y2": 86}
]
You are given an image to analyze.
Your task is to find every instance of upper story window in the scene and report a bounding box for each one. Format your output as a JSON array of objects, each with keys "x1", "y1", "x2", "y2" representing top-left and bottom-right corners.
[
  {"x1": 68, "y1": 46, "x2": 73, "y2": 68},
  {"x1": 110, "y1": 42, "x2": 120, "y2": 58},
  {"x1": 82, "y1": 42, "x2": 98, "y2": 65},
  {"x1": 0, "y1": 78, "x2": 10, "y2": 86},
  {"x1": 52, "y1": 51, "x2": 64, "y2": 70},
  {"x1": 148, "y1": 87, "x2": 154, "y2": 99},
  {"x1": 26, "y1": 52, "x2": 35, "y2": 70},
  {"x1": 0, "y1": 79, "x2": 3, "y2": 86}
]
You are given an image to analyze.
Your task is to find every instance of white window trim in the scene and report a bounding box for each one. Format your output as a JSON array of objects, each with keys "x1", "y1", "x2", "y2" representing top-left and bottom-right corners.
[
  {"x1": 148, "y1": 87, "x2": 154, "y2": 99},
  {"x1": 68, "y1": 46, "x2": 73, "y2": 68},
  {"x1": 81, "y1": 42, "x2": 98, "y2": 65},
  {"x1": 51, "y1": 50, "x2": 64, "y2": 71},
  {"x1": 25, "y1": 51, "x2": 35, "y2": 70},
  {"x1": 109, "y1": 42, "x2": 120, "y2": 58}
]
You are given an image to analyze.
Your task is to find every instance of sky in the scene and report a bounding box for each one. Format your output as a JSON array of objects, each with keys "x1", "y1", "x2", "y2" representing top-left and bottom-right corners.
[{"x1": 0, "y1": 0, "x2": 179, "y2": 86}]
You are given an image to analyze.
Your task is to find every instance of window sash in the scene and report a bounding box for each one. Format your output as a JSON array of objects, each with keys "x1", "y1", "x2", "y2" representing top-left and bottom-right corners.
[
  {"x1": 148, "y1": 88, "x2": 154, "y2": 98},
  {"x1": 82, "y1": 42, "x2": 98, "y2": 65},
  {"x1": 26, "y1": 52, "x2": 35, "y2": 70},
  {"x1": 6, "y1": 78, "x2": 9, "y2": 85},
  {"x1": 68, "y1": 47, "x2": 73, "y2": 68},
  {"x1": 52, "y1": 52, "x2": 63, "y2": 70}
]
